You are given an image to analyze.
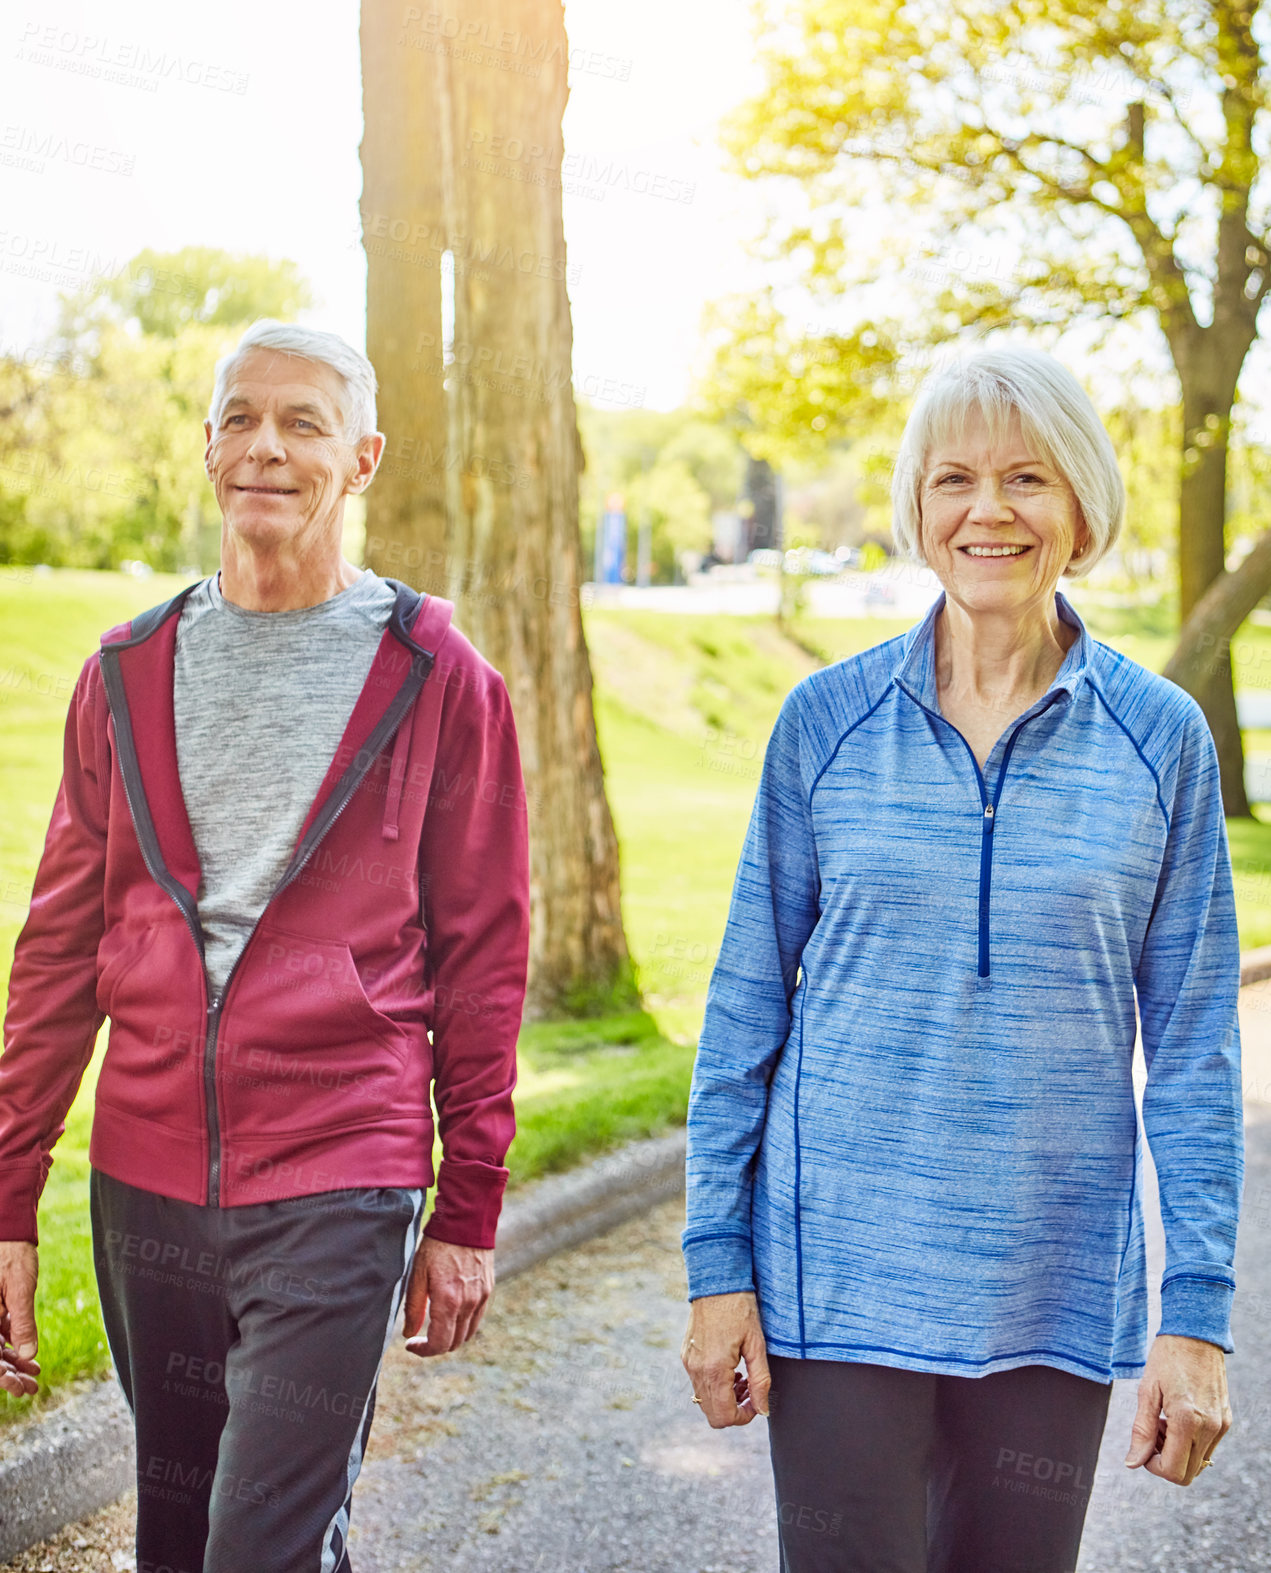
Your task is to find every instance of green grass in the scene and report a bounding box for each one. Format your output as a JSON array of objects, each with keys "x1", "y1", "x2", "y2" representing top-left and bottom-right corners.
[
  {"x1": 505, "y1": 1012, "x2": 694, "y2": 1177},
  {"x1": 6, "y1": 569, "x2": 1271, "y2": 1421}
]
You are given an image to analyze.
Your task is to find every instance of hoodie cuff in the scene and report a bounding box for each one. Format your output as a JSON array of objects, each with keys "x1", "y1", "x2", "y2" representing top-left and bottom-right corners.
[
  {"x1": 682, "y1": 1230, "x2": 755, "y2": 1300},
  {"x1": 1158, "y1": 1273, "x2": 1236, "y2": 1353},
  {"x1": 0, "y1": 1165, "x2": 43, "y2": 1246},
  {"x1": 422, "y1": 1157, "x2": 509, "y2": 1249}
]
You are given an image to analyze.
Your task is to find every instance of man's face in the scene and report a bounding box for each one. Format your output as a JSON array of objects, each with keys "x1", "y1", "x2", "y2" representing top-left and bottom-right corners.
[{"x1": 204, "y1": 349, "x2": 382, "y2": 549}]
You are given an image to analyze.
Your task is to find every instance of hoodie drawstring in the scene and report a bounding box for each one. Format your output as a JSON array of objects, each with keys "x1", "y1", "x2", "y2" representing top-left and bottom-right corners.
[{"x1": 382, "y1": 699, "x2": 415, "y2": 842}]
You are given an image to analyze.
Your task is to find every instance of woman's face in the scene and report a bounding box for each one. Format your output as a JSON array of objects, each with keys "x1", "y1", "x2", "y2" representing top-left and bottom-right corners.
[{"x1": 918, "y1": 408, "x2": 1090, "y2": 616}]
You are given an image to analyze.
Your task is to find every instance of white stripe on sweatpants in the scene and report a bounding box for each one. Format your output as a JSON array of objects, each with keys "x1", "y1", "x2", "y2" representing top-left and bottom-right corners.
[{"x1": 319, "y1": 1187, "x2": 424, "y2": 1573}]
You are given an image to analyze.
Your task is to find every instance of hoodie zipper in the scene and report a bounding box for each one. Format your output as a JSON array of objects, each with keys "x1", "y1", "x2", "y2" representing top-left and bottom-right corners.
[
  {"x1": 102, "y1": 630, "x2": 434, "y2": 1208},
  {"x1": 197, "y1": 665, "x2": 431, "y2": 1205},
  {"x1": 907, "y1": 693, "x2": 1063, "y2": 978},
  {"x1": 201, "y1": 782, "x2": 363, "y2": 1205}
]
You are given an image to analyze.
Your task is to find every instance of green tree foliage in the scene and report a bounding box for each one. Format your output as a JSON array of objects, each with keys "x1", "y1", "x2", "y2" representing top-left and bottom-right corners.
[
  {"x1": 715, "y1": 0, "x2": 1271, "y2": 811},
  {"x1": 56, "y1": 246, "x2": 314, "y2": 344},
  {"x1": 696, "y1": 288, "x2": 901, "y2": 468},
  {"x1": 0, "y1": 249, "x2": 314, "y2": 571}
]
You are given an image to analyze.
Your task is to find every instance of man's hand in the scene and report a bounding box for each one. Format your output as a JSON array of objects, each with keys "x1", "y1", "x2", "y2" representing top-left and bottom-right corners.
[
  {"x1": 0, "y1": 1241, "x2": 40, "y2": 1398},
  {"x1": 1124, "y1": 1333, "x2": 1231, "y2": 1486},
  {"x1": 681, "y1": 1290, "x2": 771, "y2": 1428},
  {"x1": 401, "y1": 1235, "x2": 494, "y2": 1357}
]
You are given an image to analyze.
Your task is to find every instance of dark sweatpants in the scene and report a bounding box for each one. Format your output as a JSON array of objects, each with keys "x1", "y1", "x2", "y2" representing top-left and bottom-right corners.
[
  {"x1": 90, "y1": 1169, "x2": 423, "y2": 1573},
  {"x1": 767, "y1": 1354, "x2": 1113, "y2": 1573}
]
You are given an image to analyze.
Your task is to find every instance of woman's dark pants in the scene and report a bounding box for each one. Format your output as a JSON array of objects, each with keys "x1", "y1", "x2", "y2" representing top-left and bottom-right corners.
[{"x1": 767, "y1": 1354, "x2": 1113, "y2": 1573}]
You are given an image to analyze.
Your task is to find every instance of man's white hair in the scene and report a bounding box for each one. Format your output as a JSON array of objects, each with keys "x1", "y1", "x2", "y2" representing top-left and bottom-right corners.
[
  {"x1": 207, "y1": 319, "x2": 379, "y2": 442},
  {"x1": 889, "y1": 344, "x2": 1126, "y2": 578}
]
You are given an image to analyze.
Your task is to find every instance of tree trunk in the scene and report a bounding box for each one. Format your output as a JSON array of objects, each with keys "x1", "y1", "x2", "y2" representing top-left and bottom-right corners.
[
  {"x1": 358, "y1": 11, "x2": 448, "y2": 576},
  {"x1": 360, "y1": 0, "x2": 632, "y2": 1015},
  {"x1": 1178, "y1": 393, "x2": 1233, "y2": 621},
  {"x1": 1164, "y1": 525, "x2": 1271, "y2": 813},
  {"x1": 1173, "y1": 367, "x2": 1251, "y2": 814}
]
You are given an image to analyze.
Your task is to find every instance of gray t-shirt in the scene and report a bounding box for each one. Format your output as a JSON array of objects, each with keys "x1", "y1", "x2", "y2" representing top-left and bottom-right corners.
[{"x1": 173, "y1": 567, "x2": 397, "y2": 996}]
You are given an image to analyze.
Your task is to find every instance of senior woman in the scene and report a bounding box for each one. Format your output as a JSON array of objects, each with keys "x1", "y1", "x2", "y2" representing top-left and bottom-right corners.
[{"x1": 680, "y1": 344, "x2": 1243, "y2": 1573}]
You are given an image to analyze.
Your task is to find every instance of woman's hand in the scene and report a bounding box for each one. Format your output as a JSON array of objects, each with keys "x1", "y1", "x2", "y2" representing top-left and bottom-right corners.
[
  {"x1": 1124, "y1": 1333, "x2": 1231, "y2": 1485},
  {"x1": 681, "y1": 1290, "x2": 770, "y2": 1428}
]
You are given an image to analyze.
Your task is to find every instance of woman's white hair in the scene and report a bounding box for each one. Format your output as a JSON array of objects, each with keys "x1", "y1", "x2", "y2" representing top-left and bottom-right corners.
[
  {"x1": 207, "y1": 319, "x2": 379, "y2": 442},
  {"x1": 889, "y1": 344, "x2": 1125, "y2": 578}
]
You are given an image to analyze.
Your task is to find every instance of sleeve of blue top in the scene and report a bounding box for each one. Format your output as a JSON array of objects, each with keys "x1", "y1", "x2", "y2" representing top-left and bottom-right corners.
[
  {"x1": 681, "y1": 686, "x2": 822, "y2": 1300},
  {"x1": 1134, "y1": 705, "x2": 1245, "y2": 1352}
]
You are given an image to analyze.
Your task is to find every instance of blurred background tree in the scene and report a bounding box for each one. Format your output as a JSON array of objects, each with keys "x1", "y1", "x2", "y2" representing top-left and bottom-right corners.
[
  {"x1": 0, "y1": 247, "x2": 313, "y2": 573},
  {"x1": 712, "y1": 0, "x2": 1271, "y2": 813}
]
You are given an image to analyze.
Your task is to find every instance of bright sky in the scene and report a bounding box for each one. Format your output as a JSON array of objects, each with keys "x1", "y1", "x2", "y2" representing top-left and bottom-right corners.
[
  {"x1": 0, "y1": 0, "x2": 768, "y2": 412},
  {"x1": 2, "y1": 2, "x2": 1267, "y2": 425}
]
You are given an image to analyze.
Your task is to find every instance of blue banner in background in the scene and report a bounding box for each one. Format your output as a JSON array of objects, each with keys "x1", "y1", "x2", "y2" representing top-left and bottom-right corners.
[{"x1": 599, "y1": 509, "x2": 627, "y2": 584}]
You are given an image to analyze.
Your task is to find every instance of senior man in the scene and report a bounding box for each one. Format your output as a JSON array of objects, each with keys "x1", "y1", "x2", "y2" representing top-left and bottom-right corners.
[{"x1": 0, "y1": 319, "x2": 530, "y2": 1572}]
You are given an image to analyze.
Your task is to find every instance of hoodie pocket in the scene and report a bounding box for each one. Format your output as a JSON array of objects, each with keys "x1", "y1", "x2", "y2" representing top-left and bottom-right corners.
[
  {"x1": 96, "y1": 915, "x2": 206, "y2": 1125},
  {"x1": 95, "y1": 920, "x2": 157, "y2": 1017},
  {"x1": 215, "y1": 923, "x2": 412, "y2": 1134}
]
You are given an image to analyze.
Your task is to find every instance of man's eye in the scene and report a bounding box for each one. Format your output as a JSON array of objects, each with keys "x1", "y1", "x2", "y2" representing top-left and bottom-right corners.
[
  {"x1": 296, "y1": 420, "x2": 317, "y2": 431},
  {"x1": 225, "y1": 414, "x2": 249, "y2": 426}
]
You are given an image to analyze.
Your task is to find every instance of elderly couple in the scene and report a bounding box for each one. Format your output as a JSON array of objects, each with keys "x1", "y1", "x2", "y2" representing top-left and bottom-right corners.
[{"x1": 0, "y1": 321, "x2": 1242, "y2": 1573}]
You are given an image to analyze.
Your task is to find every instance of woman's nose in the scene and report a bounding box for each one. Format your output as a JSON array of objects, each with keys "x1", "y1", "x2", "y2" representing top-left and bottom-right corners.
[{"x1": 967, "y1": 478, "x2": 1011, "y2": 521}]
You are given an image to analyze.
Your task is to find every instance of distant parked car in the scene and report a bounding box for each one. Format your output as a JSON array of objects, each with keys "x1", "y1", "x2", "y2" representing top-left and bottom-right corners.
[{"x1": 782, "y1": 547, "x2": 843, "y2": 576}]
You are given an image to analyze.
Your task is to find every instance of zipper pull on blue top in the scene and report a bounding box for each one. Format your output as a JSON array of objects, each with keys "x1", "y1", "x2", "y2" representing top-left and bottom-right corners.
[{"x1": 984, "y1": 803, "x2": 995, "y2": 825}]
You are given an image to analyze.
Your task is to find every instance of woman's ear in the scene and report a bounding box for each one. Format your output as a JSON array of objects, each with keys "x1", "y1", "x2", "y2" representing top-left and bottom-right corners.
[{"x1": 1068, "y1": 512, "x2": 1092, "y2": 572}]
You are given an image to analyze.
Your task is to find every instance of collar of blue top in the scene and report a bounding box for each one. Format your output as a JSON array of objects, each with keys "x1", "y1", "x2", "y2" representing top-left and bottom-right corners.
[{"x1": 892, "y1": 588, "x2": 1094, "y2": 716}]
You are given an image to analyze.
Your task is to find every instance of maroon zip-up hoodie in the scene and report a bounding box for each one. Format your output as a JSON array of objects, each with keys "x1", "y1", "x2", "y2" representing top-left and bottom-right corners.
[{"x1": 0, "y1": 578, "x2": 529, "y2": 1248}]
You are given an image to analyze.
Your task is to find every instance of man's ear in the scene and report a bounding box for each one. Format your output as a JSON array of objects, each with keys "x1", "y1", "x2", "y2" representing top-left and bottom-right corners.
[{"x1": 348, "y1": 432, "x2": 386, "y2": 494}]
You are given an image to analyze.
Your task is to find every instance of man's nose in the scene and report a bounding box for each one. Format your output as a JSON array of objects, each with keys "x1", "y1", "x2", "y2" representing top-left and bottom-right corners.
[{"x1": 246, "y1": 417, "x2": 286, "y2": 462}]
